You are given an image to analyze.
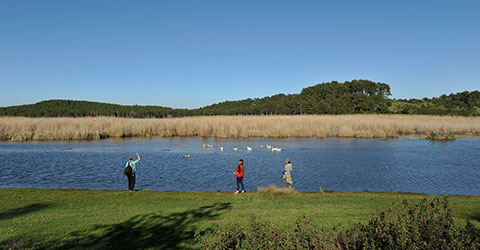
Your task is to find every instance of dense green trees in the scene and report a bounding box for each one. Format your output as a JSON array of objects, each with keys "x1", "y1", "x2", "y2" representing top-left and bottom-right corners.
[
  {"x1": 198, "y1": 80, "x2": 393, "y2": 115},
  {"x1": 0, "y1": 100, "x2": 183, "y2": 118},
  {"x1": 0, "y1": 80, "x2": 478, "y2": 117},
  {"x1": 299, "y1": 80, "x2": 392, "y2": 114},
  {"x1": 392, "y1": 91, "x2": 480, "y2": 116}
]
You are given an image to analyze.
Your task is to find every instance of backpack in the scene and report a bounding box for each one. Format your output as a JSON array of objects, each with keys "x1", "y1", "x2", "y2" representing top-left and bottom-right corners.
[{"x1": 124, "y1": 163, "x2": 133, "y2": 176}]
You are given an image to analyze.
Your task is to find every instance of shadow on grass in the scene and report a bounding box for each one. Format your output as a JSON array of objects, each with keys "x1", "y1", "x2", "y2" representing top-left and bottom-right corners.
[
  {"x1": 33, "y1": 202, "x2": 231, "y2": 250},
  {"x1": 0, "y1": 203, "x2": 54, "y2": 221},
  {"x1": 468, "y1": 212, "x2": 480, "y2": 222}
]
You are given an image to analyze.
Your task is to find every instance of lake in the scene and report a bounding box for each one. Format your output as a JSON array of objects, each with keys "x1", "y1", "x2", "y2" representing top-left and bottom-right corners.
[{"x1": 1, "y1": 138, "x2": 479, "y2": 195}]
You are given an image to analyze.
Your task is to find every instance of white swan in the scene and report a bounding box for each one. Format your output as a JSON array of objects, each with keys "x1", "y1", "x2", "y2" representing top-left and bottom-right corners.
[{"x1": 246, "y1": 146, "x2": 252, "y2": 151}]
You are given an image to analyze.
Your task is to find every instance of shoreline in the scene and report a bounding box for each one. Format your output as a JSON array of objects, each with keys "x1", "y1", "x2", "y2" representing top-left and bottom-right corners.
[
  {"x1": 2, "y1": 134, "x2": 480, "y2": 142},
  {"x1": 2, "y1": 187, "x2": 479, "y2": 197}
]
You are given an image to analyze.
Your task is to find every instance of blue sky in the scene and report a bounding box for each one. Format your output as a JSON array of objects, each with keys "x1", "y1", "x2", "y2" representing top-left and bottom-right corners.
[{"x1": 1, "y1": 1, "x2": 479, "y2": 108}]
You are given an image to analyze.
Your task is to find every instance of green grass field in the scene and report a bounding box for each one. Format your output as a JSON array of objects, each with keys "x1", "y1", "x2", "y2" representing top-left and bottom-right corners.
[{"x1": 1, "y1": 188, "x2": 479, "y2": 249}]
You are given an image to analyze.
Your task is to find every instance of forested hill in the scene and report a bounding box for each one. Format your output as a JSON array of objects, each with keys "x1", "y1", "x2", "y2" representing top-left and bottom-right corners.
[
  {"x1": 0, "y1": 100, "x2": 187, "y2": 118},
  {"x1": 197, "y1": 80, "x2": 393, "y2": 115},
  {"x1": 1, "y1": 80, "x2": 479, "y2": 117}
]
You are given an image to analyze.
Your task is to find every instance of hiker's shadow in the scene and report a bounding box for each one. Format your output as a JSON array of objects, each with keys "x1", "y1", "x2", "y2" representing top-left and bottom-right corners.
[
  {"x1": 42, "y1": 202, "x2": 231, "y2": 250},
  {"x1": 0, "y1": 203, "x2": 54, "y2": 221}
]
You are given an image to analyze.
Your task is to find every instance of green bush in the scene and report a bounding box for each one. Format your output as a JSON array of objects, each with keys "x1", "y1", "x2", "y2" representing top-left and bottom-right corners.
[
  {"x1": 198, "y1": 198, "x2": 480, "y2": 249},
  {"x1": 426, "y1": 131, "x2": 456, "y2": 140},
  {"x1": 337, "y1": 198, "x2": 471, "y2": 249},
  {"x1": 197, "y1": 216, "x2": 333, "y2": 249}
]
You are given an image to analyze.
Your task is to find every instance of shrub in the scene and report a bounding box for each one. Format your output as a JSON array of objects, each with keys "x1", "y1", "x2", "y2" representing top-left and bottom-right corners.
[
  {"x1": 337, "y1": 198, "x2": 462, "y2": 249},
  {"x1": 458, "y1": 221, "x2": 480, "y2": 249},
  {"x1": 426, "y1": 131, "x2": 456, "y2": 140},
  {"x1": 198, "y1": 198, "x2": 480, "y2": 249},
  {"x1": 198, "y1": 216, "x2": 333, "y2": 250}
]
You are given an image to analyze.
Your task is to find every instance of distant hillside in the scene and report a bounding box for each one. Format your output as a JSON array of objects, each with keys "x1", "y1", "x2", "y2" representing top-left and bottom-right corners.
[
  {"x1": 0, "y1": 100, "x2": 186, "y2": 118},
  {"x1": 1, "y1": 80, "x2": 479, "y2": 117}
]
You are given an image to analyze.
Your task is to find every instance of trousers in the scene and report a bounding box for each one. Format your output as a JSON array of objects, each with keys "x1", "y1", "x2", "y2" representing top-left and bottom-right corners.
[
  {"x1": 127, "y1": 173, "x2": 136, "y2": 190},
  {"x1": 236, "y1": 177, "x2": 244, "y2": 191}
]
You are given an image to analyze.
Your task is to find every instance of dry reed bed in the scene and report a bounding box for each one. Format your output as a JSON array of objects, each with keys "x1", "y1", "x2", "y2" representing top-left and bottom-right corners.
[{"x1": 1, "y1": 115, "x2": 479, "y2": 141}]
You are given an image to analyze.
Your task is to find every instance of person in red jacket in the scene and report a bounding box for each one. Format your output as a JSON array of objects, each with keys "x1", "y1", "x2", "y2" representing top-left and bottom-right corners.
[{"x1": 233, "y1": 159, "x2": 245, "y2": 194}]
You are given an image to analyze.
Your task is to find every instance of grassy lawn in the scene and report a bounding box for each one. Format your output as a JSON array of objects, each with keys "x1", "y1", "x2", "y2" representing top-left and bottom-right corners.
[{"x1": 1, "y1": 188, "x2": 479, "y2": 249}]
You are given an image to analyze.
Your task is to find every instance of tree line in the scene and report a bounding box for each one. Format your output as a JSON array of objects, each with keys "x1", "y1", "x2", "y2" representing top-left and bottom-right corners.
[
  {"x1": 1, "y1": 80, "x2": 479, "y2": 117},
  {"x1": 392, "y1": 91, "x2": 480, "y2": 116}
]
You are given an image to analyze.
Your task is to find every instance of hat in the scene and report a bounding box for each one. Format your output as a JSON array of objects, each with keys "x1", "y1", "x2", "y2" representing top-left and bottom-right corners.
[{"x1": 285, "y1": 158, "x2": 290, "y2": 163}]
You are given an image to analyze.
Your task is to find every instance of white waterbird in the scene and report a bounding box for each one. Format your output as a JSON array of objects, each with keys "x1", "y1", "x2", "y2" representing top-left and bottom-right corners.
[{"x1": 271, "y1": 147, "x2": 282, "y2": 152}]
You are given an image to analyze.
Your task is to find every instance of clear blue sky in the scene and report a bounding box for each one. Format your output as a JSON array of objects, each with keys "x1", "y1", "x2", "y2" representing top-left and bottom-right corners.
[{"x1": 1, "y1": 1, "x2": 479, "y2": 108}]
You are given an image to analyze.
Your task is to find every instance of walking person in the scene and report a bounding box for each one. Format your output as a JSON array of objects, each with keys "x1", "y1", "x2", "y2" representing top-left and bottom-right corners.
[
  {"x1": 233, "y1": 159, "x2": 245, "y2": 194},
  {"x1": 125, "y1": 153, "x2": 141, "y2": 191},
  {"x1": 283, "y1": 158, "x2": 293, "y2": 188}
]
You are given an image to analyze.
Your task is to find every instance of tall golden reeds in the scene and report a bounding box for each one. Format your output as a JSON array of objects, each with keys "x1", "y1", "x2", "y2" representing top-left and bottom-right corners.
[{"x1": 1, "y1": 115, "x2": 479, "y2": 141}]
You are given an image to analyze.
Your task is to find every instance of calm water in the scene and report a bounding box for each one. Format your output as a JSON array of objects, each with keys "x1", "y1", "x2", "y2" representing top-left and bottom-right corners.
[{"x1": 1, "y1": 138, "x2": 479, "y2": 195}]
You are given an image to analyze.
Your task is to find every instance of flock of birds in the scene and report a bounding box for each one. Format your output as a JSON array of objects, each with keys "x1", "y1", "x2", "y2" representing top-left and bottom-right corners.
[{"x1": 184, "y1": 144, "x2": 282, "y2": 158}]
